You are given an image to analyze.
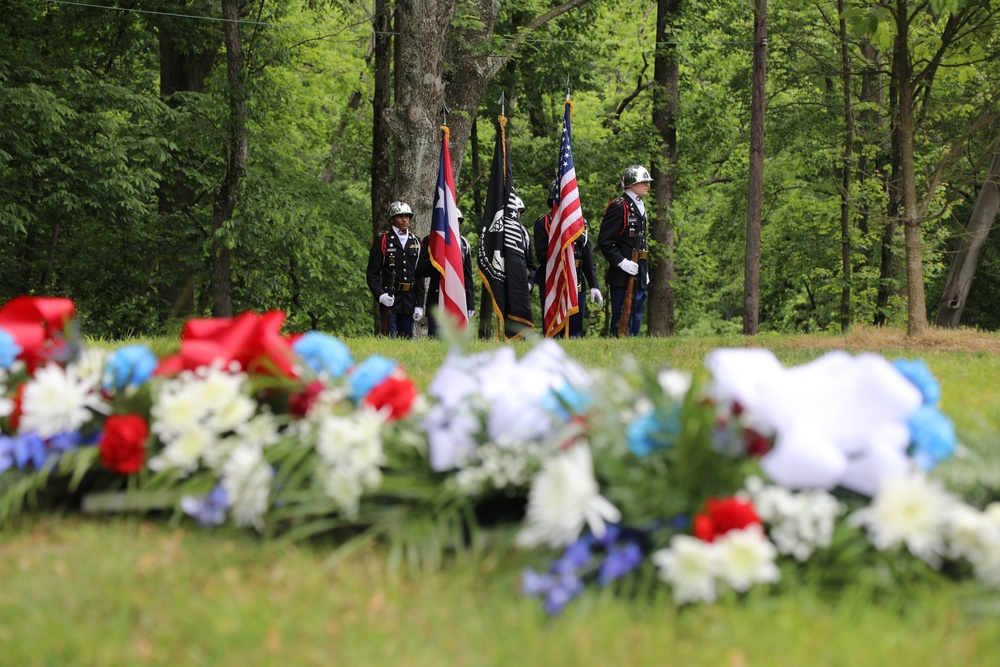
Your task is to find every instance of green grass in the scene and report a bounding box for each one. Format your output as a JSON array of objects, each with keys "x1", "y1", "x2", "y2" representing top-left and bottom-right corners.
[{"x1": 18, "y1": 329, "x2": 994, "y2": 665}]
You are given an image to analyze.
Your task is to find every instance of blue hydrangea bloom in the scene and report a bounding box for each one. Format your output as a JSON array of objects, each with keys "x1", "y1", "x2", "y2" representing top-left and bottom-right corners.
[
  {"x1": 292, "y1": 331, "x2": 354, "y2": 379},
  {"x1": 347, "y1": 355, "x2": 397, "y2": 403},
  {"x1": 541, "y1": 382, "x2": 592, "y2": 420},
  {"x1": 892, "y1": 358, "x2": 941, "y2": 405},
  {"x1": 181, "y1": 485, "x2": 229, "y2": 526},
  {"x1": 627, "y1": 406, "x2": 681, "y2": 457},
  {"x1": 0, "y1": 328, "x2": 21, "y2": 369},
  {"x1": 597, "y1": 541, "x2": 644, "y2": 587},
  {"x1": 103, "y1": 344, "x2": 158, "y2": 391},
  {"x1": 908, "y1": 404, "x2": 956, "y2": 470}
]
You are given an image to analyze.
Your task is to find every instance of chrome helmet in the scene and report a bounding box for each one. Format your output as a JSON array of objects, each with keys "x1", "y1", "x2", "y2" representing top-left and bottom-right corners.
[
  {"x1": 512, "y1": 195, "x2": 526, "y2": 213},
  {"x1": 455, "y1": 208, "x2": 464, "y2": 222},
  {"x1": 387, "y1": 201, "x2": 414, "y2": 219},
  {"x1": 621, "y1": 164, "x2": 653, "y2": 189}
]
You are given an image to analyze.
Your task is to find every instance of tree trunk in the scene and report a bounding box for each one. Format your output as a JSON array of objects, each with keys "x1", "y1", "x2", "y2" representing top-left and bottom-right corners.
[
  {"x1": 743, "y1": 0, "x2": 766, "y2": 336},
  {"x1": 157, "y1": 28, "x2": 218, "y2": 318},
  {"x1": 837, "y1": 0, "x2": 853, "y2": 332},
  {"x1": 371, "y1": 0, "x2": 393, "y2": 334},
  {"x1": 892, "y1": 1, "x2": 927, "y2": 336},
  {"x1": 648, "y1": 0, "x2": 680, "y2": 337},
  {"x1": 875, "y1": 74, "x2": 901, "y2": 327},
  {"x1": 935, "y1": 144, "x2": 1000, "y2": 327},
  {"x1": 210, "y1": 0, "x2": 249, "y2": 318},
  {"x1": 857, "y1": 40, "x2": 884, "y2": 239}
]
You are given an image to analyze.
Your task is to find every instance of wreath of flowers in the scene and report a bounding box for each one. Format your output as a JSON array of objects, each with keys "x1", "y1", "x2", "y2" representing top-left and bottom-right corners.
[{"x1": 0, "y1": 296, "x2": 997, "y2": 615}]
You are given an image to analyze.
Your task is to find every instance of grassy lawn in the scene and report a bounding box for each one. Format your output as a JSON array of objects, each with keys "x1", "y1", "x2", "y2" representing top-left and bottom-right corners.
[{"x1": 4, "y1": 328, "x2": 1000, "y2": 665}]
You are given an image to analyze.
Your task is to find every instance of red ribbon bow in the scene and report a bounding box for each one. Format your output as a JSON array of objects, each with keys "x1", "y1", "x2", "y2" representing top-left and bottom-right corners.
[
  {"x1": 156, "y1": 310, "x2": 299, "y2": 378},
  {"x1": 0, "y1": 296, "x2": 76, "y2": 372}
]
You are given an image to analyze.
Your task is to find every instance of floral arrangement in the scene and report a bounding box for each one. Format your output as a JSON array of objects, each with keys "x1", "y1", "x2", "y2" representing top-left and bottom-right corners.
[{"x1": 0, "y1": 296, "x2": 998, "y2": 614}]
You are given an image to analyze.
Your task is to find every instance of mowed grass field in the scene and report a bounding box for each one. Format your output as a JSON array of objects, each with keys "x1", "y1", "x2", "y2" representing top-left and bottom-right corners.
[{"x1": 3, "y1": 327, "x2": 1000, "y2": 666}]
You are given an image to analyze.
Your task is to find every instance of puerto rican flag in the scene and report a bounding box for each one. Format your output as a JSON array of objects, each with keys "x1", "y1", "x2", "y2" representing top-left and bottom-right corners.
[
  {"x1": 543, "y1": 98, "x2": 585, "y2": 337},
  {"x1": 429, "y1": 126, "x2": 468, "y2": 328}
]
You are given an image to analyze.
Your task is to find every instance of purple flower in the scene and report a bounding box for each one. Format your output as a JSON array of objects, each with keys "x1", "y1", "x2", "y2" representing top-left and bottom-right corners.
[
  {"x1": 0, "y1": 432, "x2": 48, "y2": 471},
  {"x1": 181, "y1": 485, "x2": 229, "y2": 526},
  {"x1": 552, "y1": 536, "x2": 594, "y2": 575},
  {"x1": 521, "y1": 568, "x2": 584, "y2": 615},
  {"x1": 597, "y1": 541, "x2": 644, "y2": 586}
]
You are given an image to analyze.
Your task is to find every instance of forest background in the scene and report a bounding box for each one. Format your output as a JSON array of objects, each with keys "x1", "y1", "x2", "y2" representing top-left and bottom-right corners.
[{"x1": 1, "y1": 0, "x2": 998, "y2": 341}]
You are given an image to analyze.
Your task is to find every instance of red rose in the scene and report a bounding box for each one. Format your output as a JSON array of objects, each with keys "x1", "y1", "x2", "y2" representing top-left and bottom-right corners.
[
  {"x1": 363, "y1": 375, "x2": 417, "y2": 421},
  {"x1": 692, "y1": 497, "x2": 762, "y2": 542},
  {"x1": 744, "y1": 428, "x2": 773, "y2": 457},
  {"x1": 99, "y1": 414, "x2": 149, "y2": 474}
]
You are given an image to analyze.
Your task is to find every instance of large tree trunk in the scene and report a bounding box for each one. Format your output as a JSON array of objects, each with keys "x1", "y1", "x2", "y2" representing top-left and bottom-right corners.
[
  {"x1": 935, "y1": 145, "x2": 1000, "y2": 327},
  {"x1": 388, "y1": 0, "x2": 593, "y2": 238},
  {"x1": 743, "y1": 0, "x2": 766, "y2": 336},
  {"x1": 875, "y1": 73, "x2": 901, "y2": 327},
  {"x1": 210, "y1": 0, "x2": 249, "y2": 318},
  {"x1": 837, "y1": 0, "x2": 853, "y2": 332},
  {"x1": 893, "y1": 2, "x2": 927, "y2": 336},
  {"x1": 647, "y1": 0, "x2": 680, "y2": 337},
  {"x1": 157, "y1": 28, "x2": 218, "y2": 318}
]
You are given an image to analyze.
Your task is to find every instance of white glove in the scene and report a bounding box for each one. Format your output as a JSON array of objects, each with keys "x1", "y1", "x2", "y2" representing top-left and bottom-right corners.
[
  {"x1": 413, "y1": 307, "x2": 424, "y2": 321},
  {"x1": 618, "y1": 258, "x2": 639, "y2": 276},
  {"x1": 467, "y1": 310, "x2": 475, "y2": 320},
  {"x1": 379, "y1": 293, "x2": 395, "y2": 307},
  {"x1": 589, "y1": 288, "x2": 604, "y2": 307}
]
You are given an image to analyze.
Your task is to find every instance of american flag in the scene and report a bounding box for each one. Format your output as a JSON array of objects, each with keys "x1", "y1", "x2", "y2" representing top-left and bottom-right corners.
[
  {"x1": 543, "y1": 98, "x2": 585, "y2": 337},
  {"x1": 429, "y1": 126, "x2": 468, "y2": 328}
]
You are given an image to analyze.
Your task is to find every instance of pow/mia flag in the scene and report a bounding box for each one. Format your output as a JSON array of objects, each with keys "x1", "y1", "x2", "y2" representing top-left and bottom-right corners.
[{"x1": 477, "y1": 115, "x2": 534, "y2": 339}]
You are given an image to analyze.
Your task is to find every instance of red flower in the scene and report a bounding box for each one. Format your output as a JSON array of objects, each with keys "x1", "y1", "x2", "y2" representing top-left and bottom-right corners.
[
  {"x1": 692, "y1": 497, "x2": 762, "y2": 542},
  {"x1": 7, "y1": 383, "x2": 26, "y2": 433},
  {"x1": 99, "y1": 414, "x2": 149, "y2": 475},
  {"x1": 289, "y1": 380, "x2": 325, "y2": 418},
  {"x1": 744, "y1": 428, "x2": 773, "y2": 457},
  {"x1": 363, "y1": 375, "x2": 417, "y2": 421}
]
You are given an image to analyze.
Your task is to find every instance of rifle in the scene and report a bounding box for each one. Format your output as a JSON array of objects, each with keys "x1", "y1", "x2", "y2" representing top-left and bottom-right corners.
[
  {"x1": 617, "y1": 248, "x2": 639, "y2": 337},
  {"x1": 380, "y1": 254, "x2": 396, "y2": 336}
]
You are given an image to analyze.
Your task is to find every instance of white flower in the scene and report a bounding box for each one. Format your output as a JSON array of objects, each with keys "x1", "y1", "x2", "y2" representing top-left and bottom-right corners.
[
  {"x1": 20, "y1": 363, "x2": 107, "y2": 438},
  {"x1": 516, "y1": 444, "x2": 621, "y2": 549},
  {"x1": 150, "y1": 383, "x2": 211, "y2": 440},
  {"x1": 743, "y1": 478, "x2": 843, "y2": 560},
  {"x1": 423, "y1": 403, "x2": 479, "y2": 472},
  {"x1": 651, "y1": 535, "x2": 719, "y2": 605},
  {"x1": 657, "y1": 369, "x2": 692, "y2": 401},
  {"x1": 714, "y1": 525, "x2": 780, "y2": 593},
  {"x1": 848, "y1": 471, "x2": 956, "y2": 567},
  {"x1": 236, "y1": 411, "x2": 281, "y2": 449},
  {"x1": 220, "y1": 445, "x2": 273, "y2": 530},
  {"x1": 312, "y1": 410, "x2": 386, "y2": 517},
  {"x1": 147, "y1": 427, "x2": 215, "y2": 474}
]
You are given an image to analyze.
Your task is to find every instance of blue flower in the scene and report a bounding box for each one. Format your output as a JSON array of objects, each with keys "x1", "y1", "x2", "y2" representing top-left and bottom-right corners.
[
  {"x1": 627, "y1": 406, "x2": 680, "y2": 457},
  {"x1": 0, "y1": 433, "x2": 48, "y2": 472},
  {"x1": 0, "y1": 328, "x2": 21, "y2": 369},
  {"x1": 552, "y1": 535, "x2": 594, "y2": 575},
  {"x1": 103, "y1": 344, "x2": 158, "y2": 391},
  {"x1": 180, "y1": 485, "x2": 229, "y2": 526},
  {"x1": 292, "y1": 331, "x2": 354, "y2": 379},
  {"x1": 597, "y1": 541, "x2": 644, "y2": 587},
  {"x1": 347, "y1": 355, "x2": 397, "y2": 403},
  {"x1": 521, "y1": 568, "x2": 585, "y2": 615},
  {"x1": 542, "y1": 382, "x2": 592, "y2": 420},
  {"x1": 908, "y1": 404, "x2": 956, "y2": 470},
  {"x1": 893, "y1": 358, "x2": 941, "y2": 405}
]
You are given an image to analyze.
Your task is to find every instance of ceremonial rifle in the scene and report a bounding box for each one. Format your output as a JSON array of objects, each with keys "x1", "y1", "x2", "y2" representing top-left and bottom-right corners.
[{"x1": 617, "y1": 248, "x2": 639, "y2": 337}]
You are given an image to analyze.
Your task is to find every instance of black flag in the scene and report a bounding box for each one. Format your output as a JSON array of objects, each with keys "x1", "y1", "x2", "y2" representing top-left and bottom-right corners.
[{"x1": 477, "y1": 114, "x2": 534, "y2": 339}]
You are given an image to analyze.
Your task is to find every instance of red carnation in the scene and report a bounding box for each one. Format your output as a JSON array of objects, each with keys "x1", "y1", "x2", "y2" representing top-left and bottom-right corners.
[
  {"x1": 692, "y1": 496, "x2": 762, "y2": 542},
  {"x1": 363, "y1": 375, "x2": 417, "y2": 421},
  {"x1": 289, "y1": 380, "x2": 325, "y2": 418},
  {"x1": 744, "y1": 428, "x2": 773, "y2": 457},
  {"x1": 99, "y1": 414, "x2": 149, "y2": 474}
]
